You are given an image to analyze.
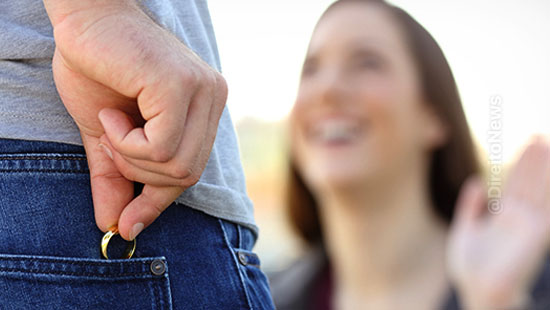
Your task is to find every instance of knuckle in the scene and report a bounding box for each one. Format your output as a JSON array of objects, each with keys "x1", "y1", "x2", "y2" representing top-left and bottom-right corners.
[
  {"x1": 194, "y1": 69, "x2": 216, "y2": 92},
  {"x1": 150, "y1": 152, "x2": 169, "y2": 163},
  {"x1": 205, "y1": 70, "x2": 218, "y2": 86},
  {"x1": 52, "y1": 15, "x2": 86, "y2": 50},
  {"x1": 216, "y1": 74, "x2": 229, "y2": 101},
  {"x1": 179, "y1": 176, "x2": 199, "y2": 189},
  {"x1": 150, "y1": 147, "x2": 175, "y2": 163},
  {"x1": 90, "y1": 171, "x2": 126, "y2": 183},
  {"x1": 92, "y1": 159, "x2": 137, "y2": 183},
  {"x1": 178, "y1": 69, "x2": 200, "y2": 89},
  {"x1": 188, "y1": 172, "x2": 201, "y2": 186},
  {"x1": 177, "y1": 169, "x2": 200, "y2": 188},
  {"x1": 215, "y1": 72, "x2": 227, "y2": 88},
  {"x1": 170, "y1": 165, "x2": 192, "y2": 180},
  {"x1": 118, "y1": 166, "x2": 138, "y2": 182}
]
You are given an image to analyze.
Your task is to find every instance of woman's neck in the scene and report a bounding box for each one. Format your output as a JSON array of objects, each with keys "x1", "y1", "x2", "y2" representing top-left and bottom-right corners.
[{"x1": 315, "y1": 163, "x2": 451, "y2": 309}]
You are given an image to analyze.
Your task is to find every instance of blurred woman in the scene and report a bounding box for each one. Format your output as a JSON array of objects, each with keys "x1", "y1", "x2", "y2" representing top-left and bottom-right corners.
[{"x1": 269, "y1": 0, "x2": 550, "y2": 309}]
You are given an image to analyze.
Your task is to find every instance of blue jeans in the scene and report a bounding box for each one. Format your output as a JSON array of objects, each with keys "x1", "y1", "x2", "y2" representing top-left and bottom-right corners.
[{"x1": 0, "y1": 138, "x2": 275, "y2": 309}]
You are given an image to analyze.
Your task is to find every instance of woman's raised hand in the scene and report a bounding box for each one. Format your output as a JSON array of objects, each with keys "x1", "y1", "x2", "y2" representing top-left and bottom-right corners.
[{"x1": 448, "y1": 137, "x2": 550, "y2": 309}]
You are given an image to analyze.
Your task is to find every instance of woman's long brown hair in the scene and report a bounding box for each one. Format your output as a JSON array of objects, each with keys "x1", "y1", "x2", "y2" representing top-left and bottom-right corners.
[{"x1": 287, "y1": 0, "x2": 481, "y2": 246}]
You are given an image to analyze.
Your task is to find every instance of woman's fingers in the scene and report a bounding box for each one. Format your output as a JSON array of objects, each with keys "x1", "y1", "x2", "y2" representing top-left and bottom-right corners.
[
  {"x1": 503, "y1": 137, "x2": 550, "y2": 215},
  {"x1": 452, "y1": 176, "x2": 486, "y2": 231}
]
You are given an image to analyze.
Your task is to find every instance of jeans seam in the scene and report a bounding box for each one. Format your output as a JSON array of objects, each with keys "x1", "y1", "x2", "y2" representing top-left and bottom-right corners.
[
  {"x1": 237, "y1": 224, "x2": 243, "y2": 249},
  {"x1": 153, "y1": 280, "x2": 160, "y2": 310},
  {"x1": 0, "y1": 169, "x2": 89, "y2": 174},
  {"x1": 0, "y1": 256, "x2": 153, "y2": 266},
  {"x1": 161, "y1": 274, "x2": 173, "y2": 310},
  {"x1": 0, "y1": 271, "x2": 157, "y2": 282},
  {"x1": 218, "y1": 219, "x2": 253, "y2": 310},
  {"x1": 0, "y1": 256, "x2": 163, "y2": 277},
  {"x1": 0, "y1": 156, "x2": 86, "y2": 160},
  {"x1": 0, "y1": 268, "x2": 153, "y2": 278}
]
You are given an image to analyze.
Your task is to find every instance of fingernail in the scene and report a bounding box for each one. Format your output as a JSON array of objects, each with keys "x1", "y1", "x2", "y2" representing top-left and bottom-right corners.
[
  {"x1": 129, "y1": 222, "x2": 144, "y2": 240},
  {"x1": 99, "y1": 143, "x2": 113, "y2": 160}
]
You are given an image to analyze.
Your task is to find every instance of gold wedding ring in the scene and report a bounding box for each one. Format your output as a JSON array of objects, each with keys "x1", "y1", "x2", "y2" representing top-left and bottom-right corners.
[{"x1": 101, "y1": 225, "x2": 136, "y2": 259}]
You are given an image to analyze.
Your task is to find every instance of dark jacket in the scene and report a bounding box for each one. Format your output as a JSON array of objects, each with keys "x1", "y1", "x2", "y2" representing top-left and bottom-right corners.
[{"x1": 269, "y1": 247, "x2": 550, "y2": 310}]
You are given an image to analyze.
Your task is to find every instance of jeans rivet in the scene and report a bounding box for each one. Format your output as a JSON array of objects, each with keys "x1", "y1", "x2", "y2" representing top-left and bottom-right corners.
[
  {"x1": 238, "y1": 252, "x2": 247, "y2": 266},
  {"x1": 150, "y1": 259, "x2": 166, "y2": 276}
]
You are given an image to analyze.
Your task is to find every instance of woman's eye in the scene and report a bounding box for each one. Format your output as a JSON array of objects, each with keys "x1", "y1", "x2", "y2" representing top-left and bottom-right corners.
[
  {"x1": 356, "y1": 56, "x2": 381, "y2": 70},
  {"x1": 301, "y1": 62, "x2": 318, "y2": 77}
]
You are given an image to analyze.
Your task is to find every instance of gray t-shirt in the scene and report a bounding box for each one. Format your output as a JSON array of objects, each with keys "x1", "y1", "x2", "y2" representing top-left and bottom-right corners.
[{"x1": 0, "y1": 1, "x2": 256, "y2": 233}]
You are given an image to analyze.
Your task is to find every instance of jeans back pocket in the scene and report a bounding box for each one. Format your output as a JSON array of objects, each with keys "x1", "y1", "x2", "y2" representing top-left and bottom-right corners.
[{"x1": 0, "y1": 254, "x2": 172, "y2": 310}]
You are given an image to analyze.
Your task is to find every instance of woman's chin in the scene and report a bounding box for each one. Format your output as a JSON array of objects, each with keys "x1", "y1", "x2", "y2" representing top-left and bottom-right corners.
[{"x1": 304, "y1": 164, "x2": 376, "y2": 192}]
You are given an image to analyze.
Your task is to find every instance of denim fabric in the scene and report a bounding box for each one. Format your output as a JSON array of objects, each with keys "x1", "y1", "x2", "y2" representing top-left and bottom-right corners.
[{"x1": 0, "y1": 138, "x2": 275, "y2": 310}]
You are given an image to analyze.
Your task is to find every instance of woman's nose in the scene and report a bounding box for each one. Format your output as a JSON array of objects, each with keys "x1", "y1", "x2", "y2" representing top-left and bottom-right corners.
[{"x1": 316, "y1": 69, "x2": 349, "y2": 108}]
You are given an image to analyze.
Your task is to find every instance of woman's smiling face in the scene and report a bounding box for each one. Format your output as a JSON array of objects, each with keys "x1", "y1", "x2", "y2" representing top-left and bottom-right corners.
[{"x1": 290, "y1": 1, "x2": 447, "y2": 192}]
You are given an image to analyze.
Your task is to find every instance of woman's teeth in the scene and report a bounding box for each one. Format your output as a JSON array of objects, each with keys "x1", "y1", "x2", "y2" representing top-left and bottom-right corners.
[{"x1": 313, "y1": 120, "x2": 360, "y2": 144}]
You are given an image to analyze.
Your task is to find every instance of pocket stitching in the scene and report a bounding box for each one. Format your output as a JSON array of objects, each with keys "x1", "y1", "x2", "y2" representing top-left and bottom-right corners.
[
  {"x1": 218, "y1": 219, "x2": 254, "y2": 310},
  {"x1": 0, "y1": 267, "x2": 152, "y2": 278},
  {"x1": 0, "y1": 254, "x2": 167, "y2": 278},
  {"x1": 0, "y1": 155, "x2": 86, "y2": 160}
]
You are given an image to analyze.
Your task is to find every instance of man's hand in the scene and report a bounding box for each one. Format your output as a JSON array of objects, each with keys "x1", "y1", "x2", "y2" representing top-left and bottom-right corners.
[
  {"x1": 43, "y1": 0, "x2": 227, "y2": 240},
  {"x1": 447, "y1": 137, "x2": 550, "y2": 309}
]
